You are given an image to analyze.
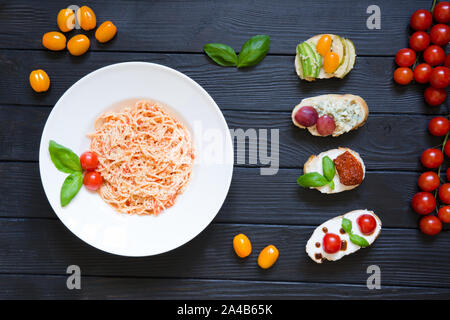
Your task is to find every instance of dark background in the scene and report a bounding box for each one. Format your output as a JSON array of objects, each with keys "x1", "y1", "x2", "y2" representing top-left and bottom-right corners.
[{"x1": 0, "y1": 0, "x2": 449, "y2": 299}]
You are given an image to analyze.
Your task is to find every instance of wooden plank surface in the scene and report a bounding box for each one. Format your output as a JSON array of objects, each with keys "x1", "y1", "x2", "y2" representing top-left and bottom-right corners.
[
  {"x1": 0, "y1": 0, "x2": 448, "y2": 299},
  {"x1": 0, "y1": 219, "x2": 449, "y2": 289},
  {"x1": 1, "y1": 274, "x2": 449, "y2": 300},
  {"x1": 0, "y1": 0, "x2": 432, "y2": 55},
  {"x1": 1, "y1": 50, "x2": 447, "y2": 114}
]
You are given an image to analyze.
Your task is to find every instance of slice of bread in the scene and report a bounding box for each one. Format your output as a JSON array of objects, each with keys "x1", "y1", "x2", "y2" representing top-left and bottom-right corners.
[
  {"x1": 306, "y1": 209, "x2": 382, "y2": 263},
  {"x1": 295, "y1": 34, "x2": 356, "y2": 81},
  {"x1": 303, "y1": 147, "x2": 365, "y2": 194},
  {"x1": 292, "y1": 94, "x2": 369, "y2": 137}
]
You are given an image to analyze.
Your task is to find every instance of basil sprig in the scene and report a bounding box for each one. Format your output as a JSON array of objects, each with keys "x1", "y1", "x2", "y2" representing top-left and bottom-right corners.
[
  {"x1": 49, "y1": 140, "x2": 83, "y2": 207},
  {"x1": 341, "y1": 218, "x2": 370, "y2": 247},
  {"x1": 203, "y1": 35, "x2": 270, "y2": 68},
  {"x1": 297, "y1": 156, "x2": 335, "y2": 190}
]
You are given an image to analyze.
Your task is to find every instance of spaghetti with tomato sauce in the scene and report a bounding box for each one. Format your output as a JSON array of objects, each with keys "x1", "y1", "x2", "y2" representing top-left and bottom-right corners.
[{"x1": 88, "y1": 100, "x2": 194, "y2": 215}]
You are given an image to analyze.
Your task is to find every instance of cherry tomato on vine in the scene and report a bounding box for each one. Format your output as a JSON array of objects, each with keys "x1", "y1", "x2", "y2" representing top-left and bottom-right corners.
[
  {"x1": 429, "y1": 24, "x2": 450, "y2": 46},
  {"x1": 414, "y1": 63, "x2": 432, "y2": 83},
  {"x1": 80, "y1": 151, "x2": 99, "y2": 171},
  {"x1": 83, "y1": 171, "x2": 103, "y2": 191},
  {"x1": 438, "y1": 205, "x2": 450, "y2": 223},
  {"x1": 424, "y1": 86, "x2": 447, "y2": 106},
  {"x1": 412, "y1": 192, "x2": 436, "y2": 215},
  {"x1": 428, "y1": 116, "x2": 450, "y2": 136},
  {"x1": 439, "y1": 183, "x2": 450, "y2": 204},
  {"x1": 433, "y1": 1, "x2": 450, "y2": 23},
  {"x1": 395, "y1": 48, "x2": 417, "y2": 67},
  {"x1": 410, "y1": 9, "x2": 433, "y2": 31},
  {"x1": 418, "y1": 171, "x2": 440, "y2": 192},
  {"x1": 430, "y1": 67, "x2": 449, "y2": 89},
  {"x1": 322, "y1": 233, "x2": 341, "y2": 254},
  {"x1": 394, "y1": 67, "x2": 413, "y2": 85},
  {"x1": 445, "y1": 141, "x2": 450, "y2": 158},
  {"x1": 445, "y1": 54, "x2": 450, "y2": 68},
  {"x1": 409, "y1": 31, "x2": 430, "y2": 52},
  {"x1": 419, "y1": 215, "x2": 442, "y2": 235},
  {"x1": 357, "y1": 214, "x2": 377, "y2": 235},
  {"x1": 423, "y1": 45, "x2": 445, "y2": 66},
  {"x1": 421, "y1": 148, "x2": 444, "y2": 168}
]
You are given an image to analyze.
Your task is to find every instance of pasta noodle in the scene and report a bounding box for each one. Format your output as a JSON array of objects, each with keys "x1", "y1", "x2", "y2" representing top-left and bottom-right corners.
[{"x1": 88, "y1": 100, "x2": 194, "y2": 215}]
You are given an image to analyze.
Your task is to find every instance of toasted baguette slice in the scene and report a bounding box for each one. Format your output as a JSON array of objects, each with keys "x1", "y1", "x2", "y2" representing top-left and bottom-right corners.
[
  {"x1": 306, "y1": 209, "x2": 382, "y2": 264},
  {"x1": 295, "y1": 34, "x2": 356, "y2": 81},
  {"x1": 303, "y1": 147, "x2": 365, "y2": 194},
  {"x1": 292, "y1": 94, "x2": 369, "y2": 137}
]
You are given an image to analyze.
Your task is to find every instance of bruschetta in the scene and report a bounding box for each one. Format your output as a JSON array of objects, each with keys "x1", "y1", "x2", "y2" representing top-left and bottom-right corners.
[
  {"x1": 292, "y1": 94, "x2": 369, "y2": 137},
  {"x1": 298, "y1": 147, "x2": 365, "y2": 194},
  {"x1": 295, "y1": 34, "x2": 356, "y2": 81},
  {"x1": 306, "y1": 209, "x2": 382, "y2": 263}
]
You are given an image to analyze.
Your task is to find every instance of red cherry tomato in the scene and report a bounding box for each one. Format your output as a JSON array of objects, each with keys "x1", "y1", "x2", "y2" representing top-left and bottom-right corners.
[
  {"x1": 445, "y1": 54, "x2": 450, "y2": 68},
  {"x1": 445, "y1": 141, "x2": 450, "y2": 158},
  {"x1": 428, "y1": 116, "x2": 450, "y2": 136},
  {"x1": 433, "y1": 1, "x2": 450, "y2": 23},
  {"x1": 438, "y1": 205, "x2": 450, "y2": 223},
  {"x1": 414, "y1": 63, "x2": 432, "y2": 83},
  {"x1": 409, "y1": 31, "x2": 430, "y2": 51},
  {"x1": 419, "y1": 215, "x2": 442, "y2": 235},
  {"x1": 411, "y1": 192, "x2": 436, "y2": 215},
  {"x1": 80, "y1": 151, "x2": 99, "y2": 171},
  {"x1": 357, "y1": 214, "x2": 377, "y2": 235},
  {"x1": 418, "y1": 171, "x2": 440, "y2": 192},
  {"x1": 429, "y1": 24, "x2": 450, "y2": 46},
  {"x1": 322, "y1": 233, "x2": 341, "y2": 254},
  {"x1": 83, "y1": 171, "x2": 103, "y2": 191},
  {"x1": 394, "y1": 67, "x2": 414, "y2": 85},
  {"x1": 395, "y1": 48, "x2": 417, "y2": 67},
  {"x1": 439, "y1": 183, "x2": 450, "y2": 204},
  {"x1": 423, "y1": 45, "x2": 445, "y2": 66},
  {"x1": 424, "y1": 86, "x2": 447, "y2": 106},
  {"x1": 430, "y1": 67, "x2": 449, "y2": 89},
  {"x1": 410, "y1": 9, "x2": 433, "y2": 31},
  {"x1": 421, "y1": 148, "x2": 444, "y2": 168}
]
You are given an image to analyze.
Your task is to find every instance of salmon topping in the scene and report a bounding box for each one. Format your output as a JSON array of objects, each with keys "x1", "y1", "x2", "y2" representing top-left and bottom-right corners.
[{"x1": 333, "y1": 151, "x2": 364, "y2": 186}]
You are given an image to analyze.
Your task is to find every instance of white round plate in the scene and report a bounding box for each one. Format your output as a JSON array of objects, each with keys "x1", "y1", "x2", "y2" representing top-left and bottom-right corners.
[{"x1": 39, "y1": 62, "x2": 234, "y2": 257}]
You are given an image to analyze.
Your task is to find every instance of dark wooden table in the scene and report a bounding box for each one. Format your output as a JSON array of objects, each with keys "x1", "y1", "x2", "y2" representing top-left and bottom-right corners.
[{"x1": 0, "y1": 0, "x2": 449, "y2": 299}]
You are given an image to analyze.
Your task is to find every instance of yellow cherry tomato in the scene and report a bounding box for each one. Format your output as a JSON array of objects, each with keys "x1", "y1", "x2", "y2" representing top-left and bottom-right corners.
[
  {"x1": 95, "y1": 21, "x2": 117, "y2": 43},
  {"x1": 257, "y1": 245, "x2": 279, "y2": 269},
  {"x1": 67, "y1": 34, "x2": 90, "y2": 56},
  {"x1": 316, "y1": 34, "x2": 333, "y2": 56},
  {"x1": 78, "y1": 6, "x2": 96, "y2": 31},
  {"x1": 233, "y1": 233, "x2": 252, "y2": 258},
  {"x1": 57, "y1": 8, "x2": 75, "y2": 32},
  {"x1": 323, "y1": 51, "x2": 340, "y2": 73},
  {"x1": 42, "y1": 31, "x2": 66, "y2": 51},
  {"x1": 29, "y1": 69, "x2": 50, "y2": 93}
]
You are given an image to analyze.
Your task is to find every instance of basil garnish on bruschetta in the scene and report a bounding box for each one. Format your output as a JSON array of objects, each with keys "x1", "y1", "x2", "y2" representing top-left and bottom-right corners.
[
  {"x1": 341, "y1": 218, "x2": 370, "y2": 247},
  {"x1": 297, "y1": 156, "x2": 335, "y2": 190}
]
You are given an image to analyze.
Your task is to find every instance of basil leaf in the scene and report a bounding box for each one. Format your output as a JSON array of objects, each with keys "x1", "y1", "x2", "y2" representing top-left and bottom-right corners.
[
  {"x1": 322, "y1": 156, "x2": 336, "y2": 182},
  {"x1": 342, "y1": 218, "x2": 353, "y2": 234},
  {"x1": 349, "y1": 233, "x2": 370, "y2": 247},
  {"x1": 203, "y1": 43, "x2": 238, "y2": 67},
  {"x1": 60, "y1": 171, "x2": 83, "y2": 207},
  {"x1": 237, "y1": 35, "x2": 270, "y2": 68},
  {"x1": 49, "y1": 140, "x2": 82, "y2": 173},
  {"x1": 297, "y1": 172, "x2": 329, "y2": 188},
  {"x1": 328, "y1": 180, "x2": 335, "y2": 190}
]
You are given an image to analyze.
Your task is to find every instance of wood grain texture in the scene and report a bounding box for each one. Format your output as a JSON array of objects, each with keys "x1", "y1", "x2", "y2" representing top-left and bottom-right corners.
[
  {"x1": 0, "y1": 0, "x2": 432, "y2": 55},
  {"x1": 1, "y1": 274, "x2": 449, "y2": 299},
  {"x1": 0, "y1": 219, "x2": 449, "y2": 288},
  {"x1": 1, "y1": 162, "x2": 447, "y2": 230},
  {"x1": 0, "y1": 50, "x2": 447, "y2": 113},
  {"x1": 0, "y1": 105, "x2": 445, "y2": 172}
]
